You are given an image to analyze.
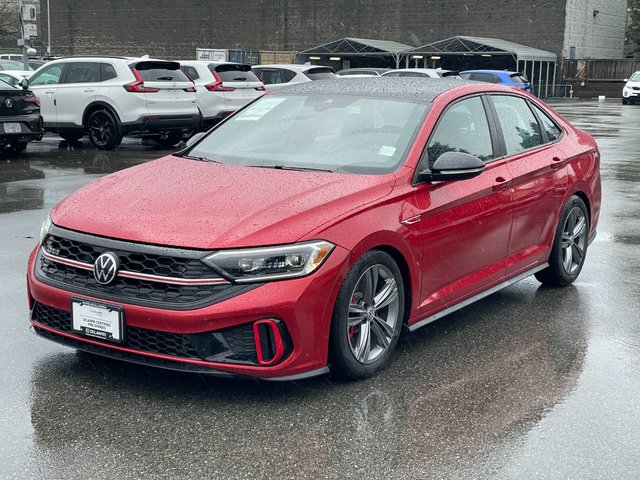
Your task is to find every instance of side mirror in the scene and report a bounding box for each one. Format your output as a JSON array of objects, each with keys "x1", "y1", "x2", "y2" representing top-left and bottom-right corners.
[
  {"x1": 185, "y1": 131, "x2": 205, "y2": 148},
  {"x1": 419, "y1": 151, "x2": 485, "y2": 181},
  {"x1": 18, "y1": 78, "x2": 29, "y2": 90},
  {"x1": 623, "y1": 78, "x2": 629, "y2": 82}
]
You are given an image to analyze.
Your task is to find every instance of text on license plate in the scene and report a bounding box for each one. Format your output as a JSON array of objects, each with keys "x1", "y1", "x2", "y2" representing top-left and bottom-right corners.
[
  {"x1": 2, "y1": 122, "x2": 22, "y2": 133},
  {"x1": 72, "y1": 299, "x2": 123, "y2": 343}
]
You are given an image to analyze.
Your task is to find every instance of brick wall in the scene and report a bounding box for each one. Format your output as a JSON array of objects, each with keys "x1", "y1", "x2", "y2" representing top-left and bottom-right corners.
[{"x1": 43, "y1": 0, "x2": 569, "y2": 59}]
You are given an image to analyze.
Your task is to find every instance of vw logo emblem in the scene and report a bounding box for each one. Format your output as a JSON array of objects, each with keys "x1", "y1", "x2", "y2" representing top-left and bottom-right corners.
[
  {"x1": 4, "y1": 99, "x2": 13, "y2": 108},
  {"x1": 93, "y1": 252, "x2": 119, "y2": 285}
]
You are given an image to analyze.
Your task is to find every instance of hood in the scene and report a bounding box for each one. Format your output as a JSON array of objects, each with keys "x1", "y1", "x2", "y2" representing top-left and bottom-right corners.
[{"x1": 52, "y1": 156, "x2": 394, "y2": 249}]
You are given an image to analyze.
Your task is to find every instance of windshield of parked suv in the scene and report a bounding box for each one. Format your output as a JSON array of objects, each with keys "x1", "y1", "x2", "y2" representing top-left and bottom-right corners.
[
  {"x1": 186, "y1": 94, "x2": 429, "y2": 174},
  {"x1": 630, "y1": 72, "x2": 640, "y2": 82}
]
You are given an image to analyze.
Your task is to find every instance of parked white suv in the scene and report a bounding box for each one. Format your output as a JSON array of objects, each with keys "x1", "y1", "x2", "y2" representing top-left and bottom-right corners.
[
  {"x1": 179, "y1": 61, "x2": 264, "y2": 128},
  {"x1": 26, "y1": 56, "x2": 200, "y2": 149},
  {"x1": 622, "y1": 71, "x2": 640, "y2": 105},
  {"x1": 251, "y1": 64, "x2": 335, "y2": 89}
]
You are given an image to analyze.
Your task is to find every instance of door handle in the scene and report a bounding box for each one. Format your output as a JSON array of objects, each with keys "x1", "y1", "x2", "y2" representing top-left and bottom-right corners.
[
  {"x1": 83, "y1": 89, "x2": 96, "y2": 93},
  {"x1": 551, "y1": 156, "x2": 564, "y2": 170},
  {"x1": 44, "y1": 90, "x2": 55, "y2": 94},
  {"x1": 492, "y1": 176, "x2": 510, "y2": 191}
]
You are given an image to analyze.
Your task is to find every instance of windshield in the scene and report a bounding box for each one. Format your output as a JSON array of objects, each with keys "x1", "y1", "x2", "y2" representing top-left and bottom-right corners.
[
  {"x1": 187, "y1": 94, "x2": 429, "y2": 174},
  {"x1": 630, "y1": 73, "x2": 640, "y2": 82}
]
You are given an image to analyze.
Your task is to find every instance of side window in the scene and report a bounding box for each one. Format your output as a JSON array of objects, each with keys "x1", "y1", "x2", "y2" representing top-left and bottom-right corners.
[
  {"x1": 531, "y1": 103, "x2": 562, "y2": 141},
  {"x1": 427, "y1": 96, "x2": 494, "y2": 163},
  {"x1": 492, "y1": 95, "x2": 544, "y2": 155},
  {"x1": 29, "y1": 64, "x2": 64, "y2": 86},
  {"x1": 64, "y1": 62, "x2": 100, "y2": 83},
  {"x1": 100, "y1": 63, "x2": 118, "y2": 81},
  {"x1": 181, "y1": 65, "x2": 200, "y2": 80},
  {"x1": 0, "y1": 73, "x2": 14, "y2": 85}
]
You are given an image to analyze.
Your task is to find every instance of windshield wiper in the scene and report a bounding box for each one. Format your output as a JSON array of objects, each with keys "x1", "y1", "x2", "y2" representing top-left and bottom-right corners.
[
  {"x1": 246, "y1": 164, "x2": 334, "y2": 173},
  {"x1": 182, "y1": 155, "x2": 220, "y2": 163}
]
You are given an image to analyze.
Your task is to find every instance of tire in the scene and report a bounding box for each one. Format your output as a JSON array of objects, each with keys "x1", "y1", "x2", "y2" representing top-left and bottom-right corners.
[
  {"x1": 329, "y1": 250, "x2": 405, "y2": 380},
  {"x1": 87, "y1": 109, "x2": 123, "y2": 150},
  {"x1": 156, "y1": 131, "x2": 184, "y2": 149},
  {"x1": 59, "y1": 130, "x2": 84, "y2": 142},
  {"x1": 622, "y1": 98, "x2": 629, "y2": 105},
  {"x1": 10, "y1": 142, "x2": 28, "y2": 152},
  {"x1": 535, "y1": 195, "x2": 590, "y2": 287}
]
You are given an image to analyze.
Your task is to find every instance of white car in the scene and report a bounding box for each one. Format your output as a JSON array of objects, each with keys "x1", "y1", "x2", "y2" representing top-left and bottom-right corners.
[
  {"x1": 622, "y1": 71, "x2": 640, "y2": 105},
  {"x1": 179, "y1": 61, "x2": 265, "y2": 128},
  {"x1": 0, "y1": 70, "x2": 31, "y2": 87},
  {"x1": 381, "y1": 68, "x2": 460, "y2": 79},
  {"x1": 26, "y1": 56, "x2": 200, "y2": 149},
  {"x1": 252, "y1": 64, "x2": 335, "y2": 89},
  {"x1": 336, "y1": 68, "x2": 391, "y2": 77}
]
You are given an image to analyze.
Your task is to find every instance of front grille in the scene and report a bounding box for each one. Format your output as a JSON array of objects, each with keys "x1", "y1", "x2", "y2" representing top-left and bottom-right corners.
[
  {"x1": 44, "y1": 235, "x2": 212, "y2": 279},
  {"x1": 35, "y1": 225, "x2": 257, "y2": 310},
  {"x1": 32, "y1": 302, "x2": 259, "y2": 364}
]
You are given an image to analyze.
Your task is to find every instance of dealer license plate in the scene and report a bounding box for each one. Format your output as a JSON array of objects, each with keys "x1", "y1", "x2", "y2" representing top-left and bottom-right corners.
[
  {"x1": 2, "y1": 122, "x2": 22, "y2": 133},
  {"x1": 72, "y1": 299, "x2": 124, "y2": 343}
]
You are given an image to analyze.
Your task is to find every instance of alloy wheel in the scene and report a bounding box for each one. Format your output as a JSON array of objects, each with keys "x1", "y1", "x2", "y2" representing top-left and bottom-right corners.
[
  {"x1": 347, "y1": 264, "x2": 400, "y2": 364},
  {"x1": 561, "y1": 206, "x2": 588, "y2": 274}
]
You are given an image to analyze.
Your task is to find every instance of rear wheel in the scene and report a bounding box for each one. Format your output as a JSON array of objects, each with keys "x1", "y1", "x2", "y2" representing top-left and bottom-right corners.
[
  {"x1": 59, "y1": 130, "x2": 84, "y2": 142},
  {"x1": 535, "y1": 195, "x2": 589, "y2": 287},
  {"x1": 10, "y1": 142, "x2": 28, "y2": 152},
  {"x1": 156, "y1": 131, "x2": 184, "y2": 148},
  {"x1": 87, "y1": 109, "x2": 123, "y2": 150},
  {"x1": 329, "y1": 251, "x2": 404, "y2": 380}
]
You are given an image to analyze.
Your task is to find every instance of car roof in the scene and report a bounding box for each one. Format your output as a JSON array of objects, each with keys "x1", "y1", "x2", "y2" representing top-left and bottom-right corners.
[
  {"x1": 253, "y1": 64, "x2": 332, "y2": 72},
  {"x1": 0, "y1": 70, "x2": 30, "y2": 77},
  {"x1": 272, "y1": 77, "x2": 478, "y2": 101},
  {"x1": 460, "y1": 69, "x2": 516, "y2": 75}
]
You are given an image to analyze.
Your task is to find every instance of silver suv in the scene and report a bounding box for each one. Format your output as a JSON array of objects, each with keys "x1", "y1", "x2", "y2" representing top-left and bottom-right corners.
[{"x1": 27, "y1": 56, "x2": 200, "y2": 149}]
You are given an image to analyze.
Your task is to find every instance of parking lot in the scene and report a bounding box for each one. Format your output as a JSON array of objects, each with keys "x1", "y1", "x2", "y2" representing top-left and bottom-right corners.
[{"x1": 1, "y1": 99, "x2": 639, "y2": 479}]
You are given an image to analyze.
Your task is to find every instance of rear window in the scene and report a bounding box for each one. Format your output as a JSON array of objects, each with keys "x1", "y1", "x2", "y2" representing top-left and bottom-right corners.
[
  {"x1": 134, "y1": 62, "x2": 191, "y2": 82},
  {"x1": 303, "y1": 68, "x2": 335, "y2": 81},
  {"x1": 181, "y1": 65, "x2": 200, "y2": 80},
  {"x1": 461, "y1": 72, "x2": 502, "y2": 83},
  {"x1": 253, "y1": 68, "x2": 296, "y2": 85},
  {"x1": 509, "y1": 73, "x2": 528, "y2": 84},
  {"x1": 211, "y1": 64, "x2": 261, "y2": 82}
]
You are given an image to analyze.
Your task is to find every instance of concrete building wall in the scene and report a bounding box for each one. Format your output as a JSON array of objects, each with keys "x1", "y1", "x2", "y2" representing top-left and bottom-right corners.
[
  {"x1": 43, "y1": 0, "x2": 568, "y2": 59},
  {"x1": 563, "y1": 0, "x2": 627, "y2": 59}
]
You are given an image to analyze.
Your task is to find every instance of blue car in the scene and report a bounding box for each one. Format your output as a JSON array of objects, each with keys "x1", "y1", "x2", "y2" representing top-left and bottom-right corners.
[{"x1": 459, "y1": 69, "x2": 534, "y2": 94}]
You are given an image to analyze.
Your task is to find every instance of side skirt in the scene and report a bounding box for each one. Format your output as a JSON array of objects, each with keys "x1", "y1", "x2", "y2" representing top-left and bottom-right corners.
[{"x1": 408, "y1": 264, "x2": 549, "y2": 332}]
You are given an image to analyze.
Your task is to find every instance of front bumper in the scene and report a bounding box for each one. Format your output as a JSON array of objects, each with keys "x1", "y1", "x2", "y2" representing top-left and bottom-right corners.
[{"x1": 27, "y1": 243, "x2": 351, "y2": 379}]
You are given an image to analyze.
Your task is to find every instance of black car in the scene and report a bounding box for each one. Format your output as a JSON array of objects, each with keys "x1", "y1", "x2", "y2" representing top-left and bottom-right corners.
[{"x1": 0, "y1": 80, "x2": 44, "y2": 153}]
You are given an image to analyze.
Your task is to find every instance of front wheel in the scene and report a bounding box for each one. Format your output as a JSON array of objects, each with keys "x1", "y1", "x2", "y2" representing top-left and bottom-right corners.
[
  {"x1": 87, "y1": 109, "x2": 123, "y2": 150},
  {"x1": 155, "y1": 131, "x2": 184, "y2": 149},
  {"x1": 329, "y1": 251, "x2": 405, "y2": 380},
  {"x1": 622, "y1": 98, "x2": 629, "y2": 105},
  {"x1": 535, "y1": 195, "x2": 590, "y2": 287}
]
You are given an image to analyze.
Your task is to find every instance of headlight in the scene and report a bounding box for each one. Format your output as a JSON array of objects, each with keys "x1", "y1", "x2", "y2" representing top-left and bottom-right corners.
[
  {"x1": 39, "y1": 215, "x2": 52, "y2": 243},
  {"x1": 203, "y1": 241, "x2": 334, "y2": 283}
]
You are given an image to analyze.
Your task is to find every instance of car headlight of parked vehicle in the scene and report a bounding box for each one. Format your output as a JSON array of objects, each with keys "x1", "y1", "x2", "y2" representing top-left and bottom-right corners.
[
  {"x1": 39, "y1": 215, "x2": 52, "y2": 243},
  {"x1": 203, "y1": 241, "x2": 334, "y2": 283}
]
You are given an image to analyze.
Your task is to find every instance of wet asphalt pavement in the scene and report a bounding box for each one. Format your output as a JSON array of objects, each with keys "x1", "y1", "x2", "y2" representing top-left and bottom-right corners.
[{"x1": 1, "y1": 100, "x2": 640, "y2": 479}]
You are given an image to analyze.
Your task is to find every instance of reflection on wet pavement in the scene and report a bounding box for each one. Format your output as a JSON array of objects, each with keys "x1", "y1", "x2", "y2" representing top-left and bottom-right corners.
[{"x1": 2, "y1": 103, "x2": 640, "y2": 479}]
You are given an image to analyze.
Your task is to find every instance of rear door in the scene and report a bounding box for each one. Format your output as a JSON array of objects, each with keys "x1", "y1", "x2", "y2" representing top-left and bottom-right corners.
[
  {"x1": 210, "y1": 64, "x2": 264, "y2": 110},
  {"x1": 131, "y1": 61, "x2": 197, "y2": 116}
]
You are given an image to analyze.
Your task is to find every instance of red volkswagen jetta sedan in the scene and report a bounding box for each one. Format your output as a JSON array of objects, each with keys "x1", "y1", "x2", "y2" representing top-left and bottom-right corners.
[{"x1": 27, "y1": 78, "x2": 601, "y2": 380}]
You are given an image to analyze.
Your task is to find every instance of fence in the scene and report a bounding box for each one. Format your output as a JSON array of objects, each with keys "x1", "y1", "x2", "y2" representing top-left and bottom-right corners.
[{"x1": 563, "y1": 59, "x2": 640, "y2": 81}]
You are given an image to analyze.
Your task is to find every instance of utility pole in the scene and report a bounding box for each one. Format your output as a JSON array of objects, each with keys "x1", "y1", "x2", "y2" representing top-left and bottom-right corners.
[
  {"x1": 47, "y1": 0, "x2": 51, "y2": 56},
  {"x1": 18, "y1": 0, "x2": 38, "y2": 69}
]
